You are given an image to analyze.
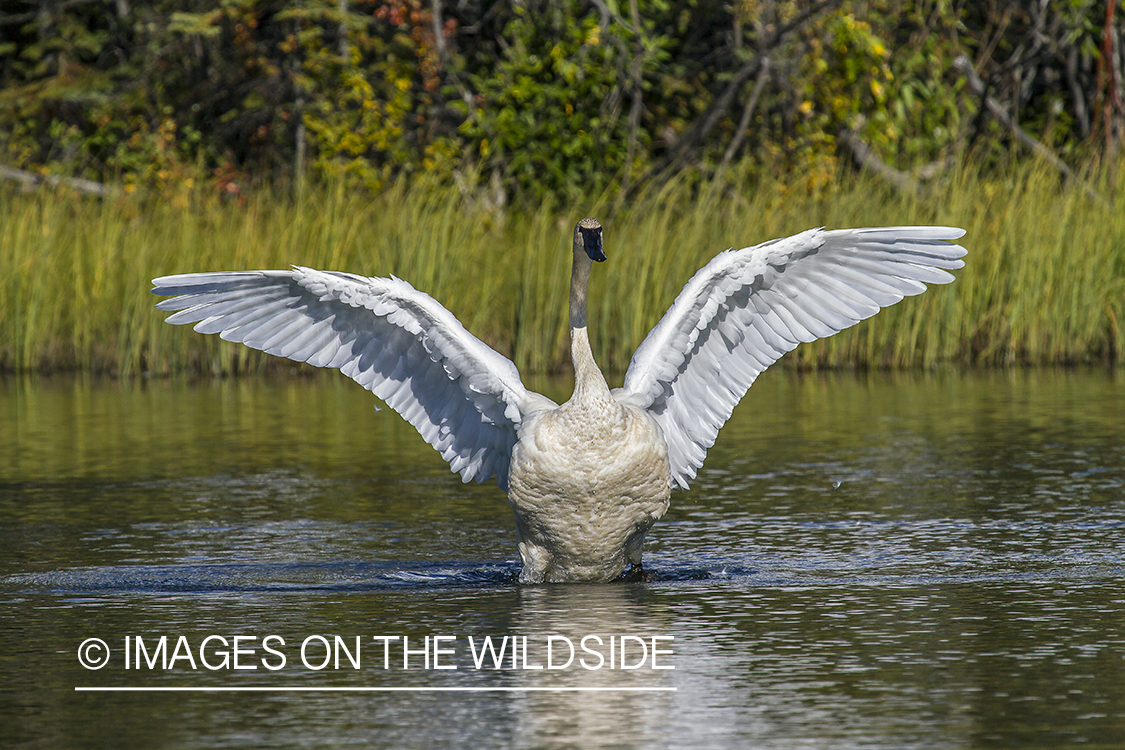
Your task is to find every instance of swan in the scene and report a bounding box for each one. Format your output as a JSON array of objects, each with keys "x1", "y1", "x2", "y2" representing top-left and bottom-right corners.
[{"x1": 152, "y1": 219, "x2": 966, "y2": 582}]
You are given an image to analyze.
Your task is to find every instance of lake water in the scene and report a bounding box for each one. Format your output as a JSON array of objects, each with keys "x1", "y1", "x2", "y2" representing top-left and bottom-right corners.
[{"x1": 1, "y1": 367, "x2": 1123, "y2": 749}]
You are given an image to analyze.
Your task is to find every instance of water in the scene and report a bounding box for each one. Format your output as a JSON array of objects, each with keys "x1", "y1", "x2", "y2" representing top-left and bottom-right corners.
[{"x1": 1, "y1": 368, "x2": 1123, "y2": 749}]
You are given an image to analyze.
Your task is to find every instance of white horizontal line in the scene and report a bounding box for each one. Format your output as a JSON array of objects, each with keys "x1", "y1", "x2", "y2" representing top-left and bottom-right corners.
[{"x1": 75, "y1": 686, "x2": 676, "y2": 693}]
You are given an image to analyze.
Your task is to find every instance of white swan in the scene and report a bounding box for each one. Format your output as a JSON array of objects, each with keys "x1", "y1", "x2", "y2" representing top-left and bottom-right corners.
[{"x1": 152, "y1": 219, "x2": 966, "y2": 582}]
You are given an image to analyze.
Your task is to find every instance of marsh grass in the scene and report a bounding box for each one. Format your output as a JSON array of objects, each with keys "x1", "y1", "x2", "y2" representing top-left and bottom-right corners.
[{"x1": 2, "y1": 159, "x2": 1123, "y2": 377}]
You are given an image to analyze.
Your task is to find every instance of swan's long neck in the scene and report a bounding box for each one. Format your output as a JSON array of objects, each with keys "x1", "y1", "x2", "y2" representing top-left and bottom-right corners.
[
  {"x1": 569, "y1": 246, "x2": 592, "y2": 330},
  {"x1": 569, "y1": 237, "x2": 611, "y2": 402}
]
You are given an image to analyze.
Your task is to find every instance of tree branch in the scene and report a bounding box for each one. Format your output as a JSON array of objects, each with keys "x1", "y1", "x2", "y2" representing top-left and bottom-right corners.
[
  {"x1": 718, "y1": 57, "x2": 771, "y2": 175},
  {"x1": 660, "y1": 0, "x2": 842, "y2": 177},
  {"x1": 0, "y1": 164, "x2": 117, "y2": 197},
  {"x1": 838, "y1": 130, "x2": 920, "y2": 193},
  {"x1": 953, "y1": 55, "x2": 1104, "y2": 203}
]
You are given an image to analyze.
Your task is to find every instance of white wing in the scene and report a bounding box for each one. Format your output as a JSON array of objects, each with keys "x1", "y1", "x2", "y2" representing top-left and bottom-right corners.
[
  {"x1": 615, "y1": 226, "x2": 966, "y2": 490},
  {"x1": 152, "y1": 267, "x2": 557, "y2": 490}
]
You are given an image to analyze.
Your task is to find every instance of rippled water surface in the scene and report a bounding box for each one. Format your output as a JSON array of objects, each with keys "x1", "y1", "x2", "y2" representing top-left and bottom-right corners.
[{"x1": 1, "y1": 368, "x2": 1123, "y2": 749}]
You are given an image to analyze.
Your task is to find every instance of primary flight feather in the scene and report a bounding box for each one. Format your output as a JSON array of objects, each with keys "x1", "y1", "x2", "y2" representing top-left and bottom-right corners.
[{"x1": 153, "y1": 220, "x2": 966, "y2": 582}]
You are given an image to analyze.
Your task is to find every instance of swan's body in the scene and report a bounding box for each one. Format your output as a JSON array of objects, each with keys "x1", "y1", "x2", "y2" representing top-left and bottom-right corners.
[
  {"x1": 508, "y1": 385, "x2": 671, "y2": 582},
  {"x1": 152, "y1": 220, "x2": 966, "y2": 582}
]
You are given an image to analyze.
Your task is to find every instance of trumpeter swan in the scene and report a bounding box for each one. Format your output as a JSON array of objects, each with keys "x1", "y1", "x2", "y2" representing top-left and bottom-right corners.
[{"x1": 152, "y1": 219, "x2": 965, "y2": 582}]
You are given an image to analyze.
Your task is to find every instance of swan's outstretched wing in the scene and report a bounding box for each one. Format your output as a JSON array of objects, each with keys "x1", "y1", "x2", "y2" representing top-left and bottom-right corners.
[
  {"x1": 615, "y1": 226, "x2": 966, "y2": 490},
  {"x1": 152, "y1": 267, "x2": 556, "y2": 490}
]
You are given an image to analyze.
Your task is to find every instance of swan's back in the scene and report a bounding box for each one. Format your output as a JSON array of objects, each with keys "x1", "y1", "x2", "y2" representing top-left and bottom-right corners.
[{"x1": 507, "y1": 390, "x2": 671, "y2": 583}]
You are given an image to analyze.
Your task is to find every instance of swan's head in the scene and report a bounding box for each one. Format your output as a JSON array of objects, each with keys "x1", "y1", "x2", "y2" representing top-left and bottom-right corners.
[{"x1": 575, "y1": 218, "x2": 606, "y2": 262}]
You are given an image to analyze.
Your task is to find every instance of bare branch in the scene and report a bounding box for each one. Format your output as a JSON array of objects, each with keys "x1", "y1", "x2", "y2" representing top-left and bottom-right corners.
[
  {"x1": 718, "y1": 57, "x2": 771, "y2": 175},
  {"x1": 954, "y1": 55, "x2": 1104, "y2": 203},
  {"x1": 838, "y1": 130, "x2": 921, "y2": 193},
  {"x1": 0, "y1": 164, "x2": 117, "y2": 197},
  {"x1": 660, "y1": 0, "x2": 842, "y2": 177}
]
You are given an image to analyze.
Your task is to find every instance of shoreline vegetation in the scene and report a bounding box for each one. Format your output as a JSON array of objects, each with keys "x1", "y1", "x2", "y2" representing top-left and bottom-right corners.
[
  {"x1": 4, "y1": 3, "x2": 1124, "y2": 379},
  {"x1": 2, "y1": 158, "x2": 1124, "y2": 378}
]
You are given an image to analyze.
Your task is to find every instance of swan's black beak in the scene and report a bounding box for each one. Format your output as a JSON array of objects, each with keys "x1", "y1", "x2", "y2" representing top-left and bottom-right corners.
[{"x1": 580, "y1": 225, "x2": 606, "y2": 262}]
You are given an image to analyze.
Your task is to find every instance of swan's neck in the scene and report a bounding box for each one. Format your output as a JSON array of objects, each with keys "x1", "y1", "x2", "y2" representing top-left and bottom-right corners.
[
  {"x1": 570, "y1": 325, "x2": 610, "y2": 401},
  {"x1": 569, "y1": 250, "x2": 592, "y2": 330},
  {"x1": 568, "y1": 249, "x2": 611, "y2": 402}
]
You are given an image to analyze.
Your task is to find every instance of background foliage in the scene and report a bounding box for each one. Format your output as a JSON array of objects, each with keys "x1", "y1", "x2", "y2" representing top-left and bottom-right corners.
[
  {"x1": 2, "y1": 1, "x2": 1124, "y2": 375},
  {"x1": 2, "y1": 1, "x2": 1124, "y2": 200}
]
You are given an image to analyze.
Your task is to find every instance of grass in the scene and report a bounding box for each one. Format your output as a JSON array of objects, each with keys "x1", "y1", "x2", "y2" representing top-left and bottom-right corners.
[{"x1": 1, "y1": 158, "x2": 1123, "y2": 378}]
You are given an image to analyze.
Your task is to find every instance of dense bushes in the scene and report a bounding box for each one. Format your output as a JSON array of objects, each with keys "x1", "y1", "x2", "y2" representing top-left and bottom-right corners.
[{"x1": 2, "y1": 1, "x2": 1123, "y2": 201}]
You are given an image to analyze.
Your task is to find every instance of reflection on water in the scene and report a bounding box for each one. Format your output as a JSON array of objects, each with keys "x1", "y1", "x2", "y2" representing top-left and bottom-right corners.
[{"x1": 1, "y1": 368, "x2": 1123, "y2": 749}]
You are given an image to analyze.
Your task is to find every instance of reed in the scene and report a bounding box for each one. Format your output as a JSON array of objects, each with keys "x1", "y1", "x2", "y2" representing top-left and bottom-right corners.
[{"x1": 1, "y1": 159, "x2": 1122, "y2": 377}]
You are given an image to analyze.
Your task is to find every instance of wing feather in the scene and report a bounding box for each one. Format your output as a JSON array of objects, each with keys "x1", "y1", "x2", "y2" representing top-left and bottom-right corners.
[
  {"x1": 152, "y1": 267, "x2": 557, "y2": 489},
  {"x1": 616, "y1": 226, "x2": 966, "y2": 489}
]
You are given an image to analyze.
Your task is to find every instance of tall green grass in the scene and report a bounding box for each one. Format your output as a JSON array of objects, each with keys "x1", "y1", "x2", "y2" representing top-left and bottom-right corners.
[{"x1": 2, "y1": 160, "x2": 1123, "y2": 378}]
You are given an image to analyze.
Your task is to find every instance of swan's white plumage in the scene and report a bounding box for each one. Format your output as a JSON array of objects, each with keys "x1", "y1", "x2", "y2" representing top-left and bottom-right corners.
[
  {"x1": 152, "y1": 267, "x2": 557, "y2": 491},
  {"x1": 615, "y1": 226, "x2": 966, "y2": 489},
  {"x1": 152, "y1": 223, "x2": 966, "y2": 582}
]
